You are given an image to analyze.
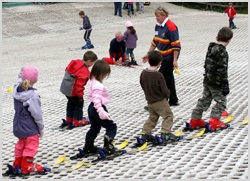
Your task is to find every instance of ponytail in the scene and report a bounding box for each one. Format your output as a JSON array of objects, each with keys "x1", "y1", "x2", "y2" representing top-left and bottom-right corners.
[
  {"x1": 129, "y1": 27, "x2": 136, "y2": 34},
  {"x1": 20, "y1": 79, "x2": 31, "y2": 91}
]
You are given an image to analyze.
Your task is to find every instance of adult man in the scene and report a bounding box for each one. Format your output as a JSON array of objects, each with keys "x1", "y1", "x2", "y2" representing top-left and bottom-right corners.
[{"x1": 142, "y1": 6, "x2": 181, "y2": 108}]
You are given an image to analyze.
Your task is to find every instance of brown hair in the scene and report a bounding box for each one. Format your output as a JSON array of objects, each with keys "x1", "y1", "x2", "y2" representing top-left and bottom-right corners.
[
  {"x1": 148, "y1": 50, "x2": 162, "y2": 66},
  {"x1": 128, "y1": 26, "x2": 136, "y2": 34},
  {"x1": 154, "y1": 6, "x2": 169, "y2": 17},
  {"x1": 217, "y1": 27, "x2": 233, "y2": 42},
  {"x1": 79, "y1": 11, "x2": 85, "y2": 15},
  {"x1": 90, "y1": 60, "x2": 111, "y2": 82},
  {"x1": 228, "y1": 3, "x2": 233, "y2": 6},
  {"x1": 83, "y1": 51, "x2": 98, "y2": 62}
]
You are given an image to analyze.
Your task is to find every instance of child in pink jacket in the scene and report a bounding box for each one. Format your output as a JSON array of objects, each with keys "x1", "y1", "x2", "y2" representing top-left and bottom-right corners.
[{"x1": 82, "y1": 60, "x2": 120, "y2": 155}]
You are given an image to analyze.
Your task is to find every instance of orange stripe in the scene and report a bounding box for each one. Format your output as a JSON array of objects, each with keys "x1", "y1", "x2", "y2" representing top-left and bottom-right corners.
[
  {"x1": 158, "y1": 48, "x2": 173, "y2": 56},
  {"x1": 154, "y1": 37, "x2": 170, "y2": 44},
  {"x1": 171, "y1": 40, "x2": 181, "y2": 46}
]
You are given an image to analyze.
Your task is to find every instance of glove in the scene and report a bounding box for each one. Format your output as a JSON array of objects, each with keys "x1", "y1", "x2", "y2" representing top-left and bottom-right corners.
[
  {"x1": 222, "y1": 82, "x2": 230, "y2": 96},
  {"x1": 97, "y1": 108, "x2": 111, "y2": 120},
  {"x1": 79, "y1": 27, "x2": 84, "y2": 30},
  {"x1": 39, "y1": 129, "x2": 44, "y2": 139}
]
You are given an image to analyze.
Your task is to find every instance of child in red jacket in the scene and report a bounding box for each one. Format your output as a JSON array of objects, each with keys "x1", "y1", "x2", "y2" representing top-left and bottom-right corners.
[
  {"x1": 224, "y1": 3, "x2": 237, "y2": 29},
  {"x1": 60, "y1": 51, "x2": 97, "y2": 129}
]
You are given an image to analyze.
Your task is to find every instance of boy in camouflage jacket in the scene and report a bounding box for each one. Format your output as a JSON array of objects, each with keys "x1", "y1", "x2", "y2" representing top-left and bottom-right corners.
[{"x1": 187, "y1": 27, "x2": 233, "y2": 131}]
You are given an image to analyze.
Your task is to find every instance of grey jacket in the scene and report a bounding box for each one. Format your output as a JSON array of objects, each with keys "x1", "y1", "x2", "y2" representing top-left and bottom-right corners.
[
  {"x1": 13, "y1": 71, "x2": 44, "y2": 138},
  {"x1": 83, "y1": 15, "x2": 92, "y2": 30}
]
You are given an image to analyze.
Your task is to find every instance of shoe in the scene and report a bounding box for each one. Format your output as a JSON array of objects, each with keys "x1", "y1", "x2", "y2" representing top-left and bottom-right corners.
[
  {"x1": 169, "y1": 101, "x2": 179, "y2": 106},
  {"x1": 140, "y1": 133, "x2": 156, "y2": 143},
  {"x1": 87, "y1": 41, "x2": 94, "y2": 49},
  {"x1": 160, "y1": 132, "x2": 179, "y2": 141},
  {"x1": 119, "y1": 15, "x2": 122, "y2": 17},
  {"x1": 82, "y1": 44, "x2": 88, "y2": 49},
  {"x1": 189, "y1": 118, "x2": 206, "y2": 129},
  {"x1": 221, "y1": 111, "x2": 229, "y2": 117},
  {"x1": 83, "y1": 141, "x2": 99, "y2": 154},
  {"x1": 21, "y1": 157, "x2": 44, "y2": 174},
  {"x1": 59, "y1": 117, "x2": 72, "y2": 128},
  {"x1": 133, "y1": 61, "x2": 138, "y2": 65},
  {"x1": 209, "y1": 117, "x2": 228, "y2": 131},
  {"x1": 144, "y1": 106, "x2": 148, "y2": 111},
  {"x1": 103, "y1": 135, "x2": 120, "y2": 155}
]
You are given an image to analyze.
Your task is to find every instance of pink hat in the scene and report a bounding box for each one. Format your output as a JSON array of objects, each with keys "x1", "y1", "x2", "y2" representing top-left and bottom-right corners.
[
  {"x1": 125, "y1": 21, "x2": 133, "y2": 27},
  {"x1": 22, "y1": 66, "x2": 39, "y2": 82}
]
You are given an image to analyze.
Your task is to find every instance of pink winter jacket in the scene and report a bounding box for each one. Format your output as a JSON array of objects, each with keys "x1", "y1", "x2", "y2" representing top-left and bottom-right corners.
[{"x1": 88, "y1": 77, "x2": 110, "y2": 110}]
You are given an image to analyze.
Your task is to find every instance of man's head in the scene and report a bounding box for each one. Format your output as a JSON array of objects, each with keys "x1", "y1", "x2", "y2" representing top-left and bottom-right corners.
[
  {"x1": 148, "y1": 50, "x2": 162, "y2": 67},
  {"x1": 216, "y1": 27, "x2": 233, "y2": 45},
  {"x1": 79, "y1": 11, "x2": 85, "y2": 18},
  {"x1": 115, "y1": 32, "x2": 122, "y2": 42},
  {"x1": 155, "y1": 6, "x2": 168, "y2": 24},
  {"x1": 83, "y1": 51, "x2": 98, "y2": 67}
]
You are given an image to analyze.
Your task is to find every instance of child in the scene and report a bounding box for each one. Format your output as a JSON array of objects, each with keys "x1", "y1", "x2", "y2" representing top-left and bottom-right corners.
[
  {"x1": 12, "y1": 66, "x2": 45, "y2": 174},
  {"x1": 79, "y1": 11, "x2": 94, "y2": 49},
  {"x1": 60, "y1": 51, "x2": 98, "y2": 129},
  {"x1": 224, "y1": 3, "x2": 237, "y2": 29},
  {"x1": 127, "y1": 2, "x2": 134, "y2": 17},
  {"x1": 122, "y1": 20, "x2": 138, "y2": 65},
  {"x1": 186, "y1": 27, "x2": 233, "y2": 131},
  {"x1": 83, "y1": 60, "x2": 120, "y2": 155},
  {"x1": 139, "y1": 51, "x2": 179, "y2": 143}
]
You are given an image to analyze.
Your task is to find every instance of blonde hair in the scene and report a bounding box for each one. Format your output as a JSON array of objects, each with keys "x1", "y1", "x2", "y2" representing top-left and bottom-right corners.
[
  {"x1": 155, "y1": 6, "x2": 169, "y2": 17},
  {"x1": 115, "y1": 31, "x2": 122, "y2": 37},
  {"x1": 20, "y1": 79, "x2": 32, "y2": 91}
]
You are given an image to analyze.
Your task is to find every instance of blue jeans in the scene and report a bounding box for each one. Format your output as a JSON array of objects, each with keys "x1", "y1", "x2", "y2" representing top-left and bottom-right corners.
[
  {"x1": 85, "y1": 103, "x2": 117, "y2": 143},
  {"x1": 66, "y1": 96, "x2": 83, "y2": 120},
  {"x1": 229, "y1": 18, "x2": 236, "y2": 28},
  {"x1": 128, "y1": 4, "x2": 134, "y2": 15},
  {"x1": 114, "y1": 2, "x2": 122, "y2": 16},
  {"x1": 126, "y1": 48, "x2": 134, "y2": 60}
]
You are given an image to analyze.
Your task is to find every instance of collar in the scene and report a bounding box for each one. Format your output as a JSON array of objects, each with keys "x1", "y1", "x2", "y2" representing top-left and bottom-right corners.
[{"x1": 156, "y1": 18, "x2": 169, "y2": 27}]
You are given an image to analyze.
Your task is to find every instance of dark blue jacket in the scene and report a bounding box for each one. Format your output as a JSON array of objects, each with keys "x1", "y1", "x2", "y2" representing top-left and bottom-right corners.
[{"x1": 109, "y1": 38, "x2": 126, "y2": 58}]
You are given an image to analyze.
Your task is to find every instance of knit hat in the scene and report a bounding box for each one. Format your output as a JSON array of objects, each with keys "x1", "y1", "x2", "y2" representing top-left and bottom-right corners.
[
  {"x1": 125, "y1": 21, "x2": 133, "y2": 27},
  {"x1": 22, "y1": 66, "x2": 39, "y2": 83}
]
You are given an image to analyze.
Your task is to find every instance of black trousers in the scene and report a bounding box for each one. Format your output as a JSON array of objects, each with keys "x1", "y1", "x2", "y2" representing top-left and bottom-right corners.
[
  {"x1": 66, "y1": 96, "x2": 83, "y2": 120},
  {"x1": 158, "y1": 61, "x2": 178, "y2": 104},
  {"x1": 84, "y1": 29, "x2": 92, "y2": 42}
]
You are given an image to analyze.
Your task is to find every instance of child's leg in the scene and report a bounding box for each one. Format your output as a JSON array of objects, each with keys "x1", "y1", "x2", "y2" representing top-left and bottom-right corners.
[
  {"x1": 21, "y1": 134, "x2": 44, "y2": 174},
  {"x1": 130, "y1": 48, "x2": 135, "y2": 60},
  {"x1": 125, "y1": 48, "x2": 130, "y2": 60},
  {"x1": 191, "y1": 84, "x2": 212, "y2": 120},
  {"x1": 210, "y1": 87, "x2": 227, "y2": 119},
  {"x1": 66, "y1": 96, "x2": 74, "y2": 124},
  {"x1": 142, "y1": 104, "x2": 160, "y2": 135},
  {"x1": 72, "y1": 97, "x2": 84, "y2": 127},
  {"x1": 14, "y1": 138, "x2": 25, "y2": 168}
]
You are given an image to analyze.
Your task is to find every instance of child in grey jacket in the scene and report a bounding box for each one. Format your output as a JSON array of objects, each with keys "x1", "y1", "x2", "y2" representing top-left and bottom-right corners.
[{"x1": 79, "y1": 11, "x2": 94, "y2": 49}]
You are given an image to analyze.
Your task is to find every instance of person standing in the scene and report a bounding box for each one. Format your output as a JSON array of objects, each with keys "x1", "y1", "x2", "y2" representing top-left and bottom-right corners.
[
  {"x1": 79, "y1": 11, "x2": 94, "y2": 49},
  {"x1": 224, "y1": 3, "x2": 237, "y2": 29},
  {"x1": 114, "y1": 2, "x2": 122, "y2": 17},
  {"x1": 142, "y1": 6, "x2": 181, "y2": 108},
  {"x1": 127, "y1": 2, "x2": 134, "y2": 17}
]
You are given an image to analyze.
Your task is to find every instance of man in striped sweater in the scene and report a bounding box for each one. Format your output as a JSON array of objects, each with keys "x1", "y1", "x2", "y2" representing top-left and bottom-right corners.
[{"x1": 142, "y1": 6, "x2": 181, "y2": 108}]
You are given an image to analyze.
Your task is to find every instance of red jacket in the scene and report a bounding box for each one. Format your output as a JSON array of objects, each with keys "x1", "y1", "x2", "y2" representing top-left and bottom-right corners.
[
  {"x1": 224, "y1": 7, "x2": 237, "y2": 19},
  {"x1": 60, "y1": 59, "x2": 90, "y2": 98},
  {"x1": 128, "y1": 2, "x2": 133, "y2": 5}
]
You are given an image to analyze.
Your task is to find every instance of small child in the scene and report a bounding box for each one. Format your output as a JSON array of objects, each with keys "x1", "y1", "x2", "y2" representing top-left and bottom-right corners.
[
  {"x1": 79, "y1": 11, "x2": 94, "y2": 49},
  {"x1": 12, "y1": 66, "x2": 45, "y2": 174},
  {"x1": 122, "y1": 20, "x2": 138, "y2": 65},
  {"x1": 224, "y1": 3, "x2": 237, "y2": 29},
  {"x1": 186, "y1": 27, "x2": 233, "y2": 131},
  {"x1": 139, "y1": 50, "x2": 179, "y2": 143},
  {"x1": 60, "y1": 51, "x2": 98, "y2": 129},
  {"x1": 83, "y1": 60, "x2": 120, "y2": 155}
]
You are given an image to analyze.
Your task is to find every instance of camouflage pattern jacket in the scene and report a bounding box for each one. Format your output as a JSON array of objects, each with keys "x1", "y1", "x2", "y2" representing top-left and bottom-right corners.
[{"x1": 203, "y1": 42, "x2": 229, "y2": 86}]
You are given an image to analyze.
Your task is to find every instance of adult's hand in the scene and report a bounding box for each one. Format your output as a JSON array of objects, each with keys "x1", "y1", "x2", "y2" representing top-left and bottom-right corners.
[
  {"x1": 142, "y1": 54, "x2": 148, "y2": 63},
  {"x1": 173, "y1": 59, "x2": 178, "y2": 69},
  {"x1": 118, "y1": 57, "x2": 123, "y2": 64}
]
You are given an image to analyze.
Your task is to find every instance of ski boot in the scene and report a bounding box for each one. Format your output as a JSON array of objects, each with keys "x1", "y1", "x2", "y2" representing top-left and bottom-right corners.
[
  {"x1": 103, "y1": 135, "x2": 121, "y2": 155},
  {"x1": 205, "y1": 118, "x2": 230, "y2": 132},
  {"x1": 131, "y1": 57, "x2": 138, "y2": 65},
  {"x1": 3, "y1": 164, "x2": 22, "y2": 177},
  {"x1": 184, "y1": 118, "x2": 206, "y2": 131},
  {"x1": 82, "y1": 43, "x2": 88, "y2": 49},
  {"x1": 70, "y1": 142, "x2": 99, "y2": 160},
  {"x1": 221, "y1": 111, "x2": 229, "y2": 117},
  {"x1": 67, "y1": 117, "x2": 89, "y2": 130},
  {"x1": 59, "y1": 117, "x2": 72, "y2": 129},
  {"x1": 160, "y1": 132, "x2": 180, "y2": 143},
  {"x1": 21, "y1": 157, "x2": 50, "y2": 175},
  {"x1": 137, "y1": 133, "x2": 156, "y2": 145},
  {"x1": 125, "y1": 58, "x2": 131, "y2": 67},
  {"x1": 87, "y1": 41, "x2": 94, "y2": 49}
]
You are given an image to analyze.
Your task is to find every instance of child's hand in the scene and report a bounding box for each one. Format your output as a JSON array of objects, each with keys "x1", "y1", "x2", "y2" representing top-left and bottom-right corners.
[
  {"x1": 222, "y1": 82, "x2": 230, "y2": 96},
  {"x1": 39, "y1": 129, "x2": 44, "y2": 139},
  {"x1": 79, "y1": 27, "x2": 84, "y2": 30}
]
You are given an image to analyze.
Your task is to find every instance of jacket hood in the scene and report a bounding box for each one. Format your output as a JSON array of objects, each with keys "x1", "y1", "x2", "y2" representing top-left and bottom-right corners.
[{"x1": 13, "y1": 85, "x2": 35, "y2": 103}]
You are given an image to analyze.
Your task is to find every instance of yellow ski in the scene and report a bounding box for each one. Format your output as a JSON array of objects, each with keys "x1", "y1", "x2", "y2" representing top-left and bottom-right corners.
[
  {"x1": 66, "y1": 161, "x2": 92, "y2": 171},
  {"x1": 116, "y1": 140, "x2": 129, "y2": 150},
  {"x1": 174, "y1": 129, "x2": 182, "y2": 136},
  {"x1": 136, "y1": 142, "x2": 148, "y2": 152},
  {"x1": 223, "y1": 114, "x2": 233, "y2": 123},
  {"x1": 242, "y1": 118, "x2": 248, "y2": 125},
  {"x1": 192, "y1": 128, "x2": 206, "y2": 138}
]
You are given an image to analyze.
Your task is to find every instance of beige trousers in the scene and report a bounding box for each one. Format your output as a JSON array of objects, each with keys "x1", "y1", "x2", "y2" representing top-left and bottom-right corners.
[{"x1": 142, "y1": 99, "x2": 174, "y2": 134}]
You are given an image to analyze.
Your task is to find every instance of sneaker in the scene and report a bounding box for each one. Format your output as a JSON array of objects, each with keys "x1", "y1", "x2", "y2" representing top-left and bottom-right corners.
[
  {"x1": 190, "y1": 118, "x2": 206, "y2": 129},
  {"x1": 161, "y1": 132, "x2": 180, "y2": 141},
  {"x1": 209, "y1": 117, "x2": 227, "y2": 131}
]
